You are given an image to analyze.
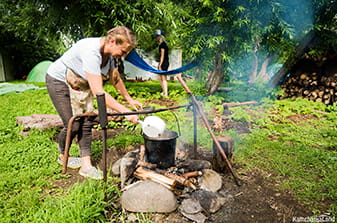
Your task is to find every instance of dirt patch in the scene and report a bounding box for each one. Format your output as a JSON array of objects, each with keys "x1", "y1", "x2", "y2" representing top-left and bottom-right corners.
[
  {"x1": 147, "y1": 146, "x2": 312, "y2": 223},
  {"x1": 212, "y1": 114, "x2": 251, "y2": 134},
  {"x1": 210, "y1": 169, "x2": 311, "y2": 223},
  {"x1": 51, "y1": 168, "x2": 84, "y2": 191},
  {"x1": 145, "y1": 98, "x2": 178, "y2": 107},
  {"x1": 151, "y1": 168, "x2": 311, "y2": 223}
]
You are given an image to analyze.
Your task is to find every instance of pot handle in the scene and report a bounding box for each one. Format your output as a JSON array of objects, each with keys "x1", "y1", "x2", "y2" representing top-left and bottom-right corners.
[{"x1": 170, "y1": 111, "x2": 181, "y2": 136}]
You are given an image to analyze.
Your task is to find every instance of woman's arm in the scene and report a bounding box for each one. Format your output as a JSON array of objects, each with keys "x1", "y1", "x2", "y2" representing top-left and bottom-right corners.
[
  {"x1": 109, "y1": 69, "x2": 131, "y2": 102},
  {"x1": 86, "y1": 72, "x2": 139, "y2": 123},
  {"x1": 109, "y1": 69, "x2": 142, "y2": 110}
]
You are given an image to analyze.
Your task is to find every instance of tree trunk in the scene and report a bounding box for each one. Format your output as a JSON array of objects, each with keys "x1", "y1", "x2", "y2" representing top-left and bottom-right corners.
[
  {"x1": 256, "y1": 55, "x2": 272, "y2": 82},
  {"x1": 206, "y1": 52, "x2": 224, "y2": 95},
  {"x1": 248, "y1": 52, "x2": 258, "y2": 83},
  {"x1": 212, "y1": 135, "x2": 234, "y2": 172},
  {"x1": 248, "y1": 39, "x2": 260, "y2": 84}
]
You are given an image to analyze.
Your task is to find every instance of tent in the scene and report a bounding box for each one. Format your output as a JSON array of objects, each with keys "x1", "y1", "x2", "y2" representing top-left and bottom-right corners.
[{"x1": 26, "y1": 60, "x2": 52, "y2": 82}]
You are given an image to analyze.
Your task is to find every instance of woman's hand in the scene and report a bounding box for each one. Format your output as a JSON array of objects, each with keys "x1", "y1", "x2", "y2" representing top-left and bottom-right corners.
[
  {"x1": 125, "y1": 114, "x2": 139, "y2": 124},
  {"x1": 128, "y1": 99, "x2": 143, "y2": 111}
]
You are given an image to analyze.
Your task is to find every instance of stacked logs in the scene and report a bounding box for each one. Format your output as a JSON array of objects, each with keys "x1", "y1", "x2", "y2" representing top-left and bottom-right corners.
[{"x1": 280, "y1": 58, "x2": 337, "y2": 105}]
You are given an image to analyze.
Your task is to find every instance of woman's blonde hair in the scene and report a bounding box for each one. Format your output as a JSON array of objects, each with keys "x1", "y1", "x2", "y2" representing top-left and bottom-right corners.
[{"x1": 106, "y1": 26, "x2": 137, "y2": 48}]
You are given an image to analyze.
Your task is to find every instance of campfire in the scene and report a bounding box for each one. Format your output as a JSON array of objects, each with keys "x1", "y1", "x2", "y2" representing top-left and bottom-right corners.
[{"x1": 112, "y1": 130, "x2": 235, "y2": 222}]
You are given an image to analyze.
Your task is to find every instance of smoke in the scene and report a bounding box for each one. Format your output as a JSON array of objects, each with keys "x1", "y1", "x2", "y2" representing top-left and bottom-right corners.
[
  {"x1": 226, "y1": 0, "x2": 315, "y2": 89},
  {"x1": 279, "y1": 0, "x2": 314, "y2": 40},
  {"x1": 230, "y1": 0, "x2": 314, "y2": 40}
]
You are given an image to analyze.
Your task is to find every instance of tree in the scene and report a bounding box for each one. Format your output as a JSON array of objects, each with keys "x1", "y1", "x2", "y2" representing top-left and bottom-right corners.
[
  {"x1": 175, "y1": 0, "x2": 274, "y2": 93},
  {"x1": 0, "y1": 0, "x2": 184, "y2": 78},
  {"x1": 1, "y1": 0, "x2": 336, "y2": 85},
  {"x1": 176, "y1": 0, "x2": 334, "y2": 94}
]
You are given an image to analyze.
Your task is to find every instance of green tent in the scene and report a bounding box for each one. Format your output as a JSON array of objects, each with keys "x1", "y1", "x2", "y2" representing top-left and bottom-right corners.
[{"x1": 26, "y1": 60, "x2": 53, "y2": 82}]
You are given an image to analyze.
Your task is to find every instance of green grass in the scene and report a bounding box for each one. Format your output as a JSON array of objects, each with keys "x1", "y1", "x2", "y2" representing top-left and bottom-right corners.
[
  {"x1": 233, "y1": 98, "x2": 337, "y2": 215},
  {"x1": 0, "y1": 81, "x2": 336, "y2": 221}
]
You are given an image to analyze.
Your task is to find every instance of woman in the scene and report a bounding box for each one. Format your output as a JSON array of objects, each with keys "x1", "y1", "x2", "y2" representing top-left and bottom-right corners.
[
  {"x1": 46, "y1": 26, "x2": 142, "y2": 180},
  {"x1": 154, "y1": 29, "x2": 169, "y2": 97}
]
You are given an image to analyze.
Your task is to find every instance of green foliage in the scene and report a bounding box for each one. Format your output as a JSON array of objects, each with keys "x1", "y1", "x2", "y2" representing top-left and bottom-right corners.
[
  {"x1": 104, "y1": 81, "x2": 186, "y2": 103},
  {"x1": 188, "y1": 80, "x2": 208, "y2": 96},
  {"x1": 28, "y1": 179, "x2": 119, "y2": 223},
  {"x1": 0, "y1": 88, "x2": 60, "y2": 222},
  {"x1": 229, "y1": 107, "x2": 252, "y2": 123},
  {"x1": 1, "y1": 0, "x2": 336, "y2": 93},
  {"x1": 271, "y1": 97, "x2": 328, "y2": 117},
  {"x1": 107, "y1": 132, "x2": 143, "y2": 149},
  {"x1": 223, "y1": 81, "x2": 280, "y2": 102},
  {"x1": 0, "y1": 83, "x2": 147, "y2": 222},
  {"x1": 201, "y1": 94, "x2": 225, "y2": 115}
]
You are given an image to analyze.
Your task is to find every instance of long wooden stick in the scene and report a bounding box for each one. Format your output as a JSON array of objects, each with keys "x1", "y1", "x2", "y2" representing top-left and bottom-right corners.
[
  {"x1": 176, "y1": 75, "x2": 242, "y2": 186},
  {"x1": 223, "y1": 101, "x2": 258, "y2": 108}
]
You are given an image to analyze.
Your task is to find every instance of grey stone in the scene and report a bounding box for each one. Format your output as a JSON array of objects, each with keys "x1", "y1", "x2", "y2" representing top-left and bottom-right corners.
[
  {"x1": 119, "y1": 150, "x2": 138, "y2": 187},
  {"x1": 181, "y1": 211, "x2": 207, "y2": 223},
  {"x1": 192, "y1": 191, "x2": 227, "y2": 213},
  {"x1": 180, "y1": 198, "x2": 202, "y2": 214},
  {"x1": 198, "y1": 169, "x2": 222, "y2": 192},
  {"x1": 111, "y1": 158, "x2": 121, "y2": 176},
  {"x1": 121, "y1": 180, "x2": 177, "y2": 213}
]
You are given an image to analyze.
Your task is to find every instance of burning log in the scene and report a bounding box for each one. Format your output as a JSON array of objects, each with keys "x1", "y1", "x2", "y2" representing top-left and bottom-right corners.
[
  {"x1": 181, "y1": 171, "x2": 203, "y2": 178},
  {"x1": 134, "y1": 167, "x2": 177, "y2": 190},
  {"x1": 156, "y1": 169, "x2": 197, "y2": 190},
  {"x1": 138, "y1": 145, "x2": 146, "y2": 162},
  {"x1": 134, "y1": 167, "x2": 198, "y2": 191}
]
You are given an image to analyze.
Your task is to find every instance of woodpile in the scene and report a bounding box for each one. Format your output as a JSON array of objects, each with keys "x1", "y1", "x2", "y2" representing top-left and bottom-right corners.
[{"x1": 280, "y1": 57, "x2": 337, "y2": 105}]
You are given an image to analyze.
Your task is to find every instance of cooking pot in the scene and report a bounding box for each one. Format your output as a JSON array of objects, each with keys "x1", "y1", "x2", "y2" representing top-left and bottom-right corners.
[
  {"x1": 138, "y1": 116, "x2": 166, "y2": 138},
  {"x1": 143, "y1": 129, "x2": 178, "y2": 169}
]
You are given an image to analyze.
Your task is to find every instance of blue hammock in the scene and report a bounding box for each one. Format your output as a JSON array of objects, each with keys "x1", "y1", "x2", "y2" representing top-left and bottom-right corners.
[{"x1": 125, "y1": 50, "x2": 199, "y2": 75}]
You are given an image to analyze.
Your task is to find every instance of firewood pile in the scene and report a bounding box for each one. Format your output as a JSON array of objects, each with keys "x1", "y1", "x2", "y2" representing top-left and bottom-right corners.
[
  {"x1": 280, "y1": 57, "x2": 337, "y2": 105},
  {"x1": 280, "y1": 72, "x2": 337, "y2": 105}
]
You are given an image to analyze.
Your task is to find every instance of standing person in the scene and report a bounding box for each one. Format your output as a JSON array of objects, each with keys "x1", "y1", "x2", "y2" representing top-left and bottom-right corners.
[
  {"x1": 154, "y1": 29, "x2": 169, "y2": 97},
  {"x1": 46, "y1": 26, "x2": 142, "y2": 180}
]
